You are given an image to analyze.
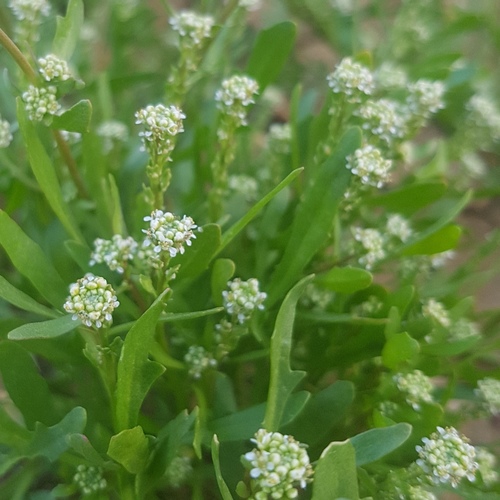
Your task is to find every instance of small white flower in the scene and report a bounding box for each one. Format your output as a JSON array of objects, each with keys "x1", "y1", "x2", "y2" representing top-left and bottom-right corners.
[
  {"x1": 327, "y1": 57, "x2": 374, "y2": 103},
  {"x1": 38, "y1": 54, "x2": 72, "y2": 82},
  {"x1": 222, "y1": 278, "x2": 267, "y2": 324},
  {"x1": 184, "y1": 345, "x2": 217, "y2": 379},
  {"x1": 393, "y1": 370, "x2": 434, "y2": 410},
  {"x1": 346, "y1": 145, "x2": 392, "y2": 188},
  {"x1": 22, "y1": 85, "x2": 60, "y2": 122},
  {"x1": 374, "y1": 62, "x2": 408, "y2": 90},
  {"x1": 90, "y1": 235, "x2": 138, "y2": 274},
  {"x1": 215, "y1": 75, "x2": 259, "y2": 127},
  {"x1": 451, "y1": 318, "x2": 479, "y2": 341},
  {"x1": 9, "y1": 0, "x2": 50, "y2": 22},
  {"x1": 238, "y1": 0, "x2": 262, "y2": 10},
  {"x1": 422, "y1": 299, "x2": 450, "y2": 328},
  {"x1": 386, "y1": 214, "x2": 412, "y2": 242},
  {"x1": 170, "y1": 11, "x2": 214, "y2": 47},
  {"x1": 73, "y1": 464, "x2": 107, "y2": 495},
  {"x1": 475, "y1": 447, "x2": 499, "y2": 486},
  {"x1": 97, "y1": 120, "x2": 129, "y2": 152},
  {"x1": 466, "y1": 94, "x2": 500, "y2": 142},
  {"x1": 406, "y1": 80, "x2": 445, "y2": 118},
  {"x1": 268, "y1": 123, "x2": 292, "y2": 154},
  {"x1": 475, "y1": 378, "x2": 500, "y2": 416},
  {"x1": 352, "y1": 227, "x2": 385, "y2": 270},
  {"x1": 164, "y1": 456, "x2": 192, "y2": 488},
  {"x1": 0, "y1": 119, "x2": 13, "y2": 148},
  {"x1": 228, "y1": 175, "x2": 258, "y2": 201},
  {"x1": 356, "y1": 99, "x2": 407, "y2": 144}
]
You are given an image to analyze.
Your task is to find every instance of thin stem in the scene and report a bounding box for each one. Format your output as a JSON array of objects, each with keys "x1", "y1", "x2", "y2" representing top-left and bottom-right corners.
[{"x1": 0, "y1": 28, "x2": 38, "y2": 84}]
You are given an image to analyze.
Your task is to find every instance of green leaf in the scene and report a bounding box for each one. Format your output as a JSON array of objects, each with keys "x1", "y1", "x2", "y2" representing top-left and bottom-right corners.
[
  {"x1": 26, "y1": 407, "x2": 87, "y2": 461},
  {"x1": 0, "y1": 275, "x2": 58, "y2": 319},
  {"x1": 211, "y1": 435, "x2": 234, "y2": 500},
  {"x1": 211, "y1": 259, "x2": 235, "y2": 306},
  {"x1": 16, "y1": 99, "x2": 84, "y2": 243},
  {"x1": 219, "y1": 168, "x2": 303, "y2": 255},
  {"x1": 312, "y1": 440, "x2": 359, "y2": 500},
  {"x1": 64, "y1": 240, "x2": 91, "y2": 272},
  {"x1": 52, "y1": 0, "x2": 84, "y2": 59},
  {"x1": 108, "y1": 426, "x2": 150, "y2": 474},
  {"x1": 0, "y1": 211, "x2": 67, "y2": 308},
  {"x1": 51, "y1": 100, "x2": 92, "y2": 134},
  {"x1": 317, "y1": 267, "x2": 372, "y2": 294},
  {"x1": 8, "y1": 315, "x2": 79, "y2": 340},
  {"x1": 381, "y1": 332, "x2": 420, "y2": 370},
  {"x1": 246, "y1": 22, "x2": 296, "y2": 91},
  {"x1": 402, "y1": 224, "x2": 462, "y2": 256},
  {"x1": 0, "y1": 342, "x2": 56, "y2": 429},
  {"x1": 268, "y1": 128, "x2": 361, "y2": 306},
  {"x1": 0, "y1": 406, "x2": 31, "y2": 451},
  {"x1": 264, "y1": 276, "x2": 312, "y2": 431},
  {"x1": 67, "y1": 434, "x2": 106, "y2": 466},
  {"x1": 350, "y1": 423, "x2": 412, "y2": 466},
  {"x1": 421, "y1": 336, "x2": 480, "y2": 356},
  {"x1": 115, "y1": 289, "x2": 168, "y2": 431}
]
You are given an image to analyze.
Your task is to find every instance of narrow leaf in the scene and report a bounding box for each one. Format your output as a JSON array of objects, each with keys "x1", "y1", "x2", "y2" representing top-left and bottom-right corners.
[
  {"x1": 51, "y1": 100, "x2": 92, "y2": 133},
  {"x1": 8, "y1": 315, "x2": 79, "y2": 340},
  {"x1": 402, "y1": 224, "x2": 462, "y2": 256},
  {"x1": 264, "y1": 276, "x2": 312, "y2": 431},
  {"x1": 211, "y1": 435, "x2": 234, "y2": 500},
  {"x1": 108, "y1": 426, "x2": 150, "y2": 474},
  {"x1": 52, "y1": 0, "x2": 84, "y2": 59}
]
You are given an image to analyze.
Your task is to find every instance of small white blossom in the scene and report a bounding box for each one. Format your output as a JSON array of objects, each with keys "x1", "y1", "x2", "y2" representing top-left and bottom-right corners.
[
  {"x1": 228, "y1": 175, "x2": 258, "y2": 201},
  {"x1": 422, "y1": 299, "x2": 450, "y2": 328},
  {"x1": 374, "y1": 62, "x2": 408, "y2": 90},
  {"x1": 165, "y1": 456, "x2": 193, "y2": 488},
  {"x1": 386, "y1": 214, "x2": 412, "y2": 242},
  {"x1": 327, "y1": 57, "x2": 374, "y2": 103},
  {"x1": 37, "y1": 54, "x2": 72, "y2": 82},
  {"x1": 143, "y1": 210, "x2": 197, "y2": 258},
  {"x1": 475, "y1": 447, "x2": 499, "y2": 486},
  {"x1": 393, "y1": 370, "x2": 434, "y2": 410},
  {"x1": 184, "y1": 345, "x2": 217, "y2": 379},
  {"x1": 351, "y1": 295, "x2": 383, "y2": 317},
  {"x1": 242, "y1": 429, "x2": 313, "y2": 499},
  {"x1": 170, "y1": 11, "x2": 214, "y2": 47},
  {"x1": 22, "y1": 85, "x2": 60, "y2": 122},
  {"x1": 352, "y1": 227, "x2": 385, "y2": 270},
  {"x1": 135, "y1": 104, "x2": 185, "y2": 155},
  {"x1": 215, "y1": 75, "x2": 259, "y2": 127},
  {"x1": 356, "y1": 99, "x2": 407, "y2": 144},
  {"x1": 406, "y1": 80, "x2": 445, "y2": 119},
  {"x1": 430, "y1": 250, "x2": 455, "y2": 269},
  {"x1": 97, "y1": 120, "x2": 129, "y2": 152},
  {"x1": 9, "y1": 0, "x2": 50, "y2": 22},
  {"x1": 90, "y1": 235, "x2": 138, "y2": 274},
  {"x1": 408, "y1": 485, "x2": 437, "y2": 500},
  {"x1": 73, "y1": 464, "x2": 107, "y2": 496},
  {"x1": 451, "y1": 318, "x2": 479, "y2": 341},
  {"x1": 268, "y1": 123, "x2": 292, "y2": 154},
  {"x1": 0, "y1": 119, "x2": 13, "y2": 148},
  {"x1": 300, "y1": 283, "x2": 334, "y2": 310},
  {"x1": 415, "y1": 426, "x2": 478, "y2": 488},
  {"x1": 238, "y1": 0, "x2": 262, "y2": 10},
  {"x1": 346, "y1": 145, "x2": 392, "y2": 188},
  {"x1": 475, "y1": 378, "x2": 500, "y2": 416},
  {"x1": 466, "y1": 94, "x2": 500, "y2": 142},
  {"x1": 64, "y1": 274, "x2": 119, "y2": 329},
  {"x1": 223, "y1": 278, "x2": 267, "y2": 324}
]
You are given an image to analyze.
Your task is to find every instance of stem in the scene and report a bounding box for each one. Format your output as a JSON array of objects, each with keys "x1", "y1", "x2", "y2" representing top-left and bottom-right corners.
[{"x1": 0, "y1": 28, "x2": 38, "y2": 84}]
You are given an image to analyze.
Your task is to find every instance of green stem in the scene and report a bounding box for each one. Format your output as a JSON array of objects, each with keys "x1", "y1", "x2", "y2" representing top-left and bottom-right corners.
[{"x1": 0, "y1": 28, "x2": 38, "y2": 84}]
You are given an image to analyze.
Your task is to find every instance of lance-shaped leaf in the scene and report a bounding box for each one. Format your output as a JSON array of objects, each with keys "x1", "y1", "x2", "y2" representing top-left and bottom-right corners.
[
  {"x1": 8, "y1": 315, "x2": 80, "y2": 340},
  {"x1": 211, "y1": 435, "x2": 234, "y2": 500},
  {"x1": 52, "y1": 0, "x2": 84, "y2": 60}
]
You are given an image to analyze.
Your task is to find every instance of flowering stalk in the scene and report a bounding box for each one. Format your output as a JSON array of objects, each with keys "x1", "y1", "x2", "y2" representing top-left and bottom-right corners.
[{"x1": 0, "y1": 28, "x2": 37, "y2": 83}]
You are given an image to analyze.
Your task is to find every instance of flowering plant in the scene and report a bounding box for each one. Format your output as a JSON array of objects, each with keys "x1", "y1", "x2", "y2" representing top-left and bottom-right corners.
[{"x1": 0, "y1": 1, "x2": 500, "y2": 498}]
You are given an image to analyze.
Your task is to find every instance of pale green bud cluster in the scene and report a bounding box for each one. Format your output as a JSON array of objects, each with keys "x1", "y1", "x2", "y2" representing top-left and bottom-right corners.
[
  {"x1": 422, "y1": 299, "x2": 450, "y2": 328},
  {"x1": 346, "y1": 144, "x2": 392, "y2": 188},
  {"x1": 64, "y1": 274, "x2": 120, "y2": 329},
  {"x1": 37, "y1": 54, "x2": 72, "y2": 82},
  {"x1": 73, "y1": 464, "x2": 107, "y2": 496},
  {"x1": 0, "y1": 118, "x2": 13, "y2": 148},
  {"x1": 164, "y1": 455, "x2": 193, "y2": 488},
  {"x1": 22, "y1": 85, "x2": 60, "y2": 122},
  {"x1": 475, "y1": 447, "x2": 499, "y2": 486},
  {"x1": 242, "y1": 429, "x2": 313, "y2": 499},
  {"x1": 300, "y1": 283, "x2": 334, "y2": 310},
  {"x1": 184, "y1": 345, "x2": 217, "y2": 379},
  {"x1": 170, "y1": 11, "x2": 214, "y2": 48},
  {"x1": 143, "y1": 210, "x2": 197, "y2": 258},
  {"x1": 415, "y1": 426, "x2": 478, "y2": 488},
  {"x1": 327, "y1": 57, "x2": 374, "y2": 103},
  {"x1": 90, "y1": 235, "x2": 138, "y2": 274},
  {"x1": 222, "y1": 278, "x2": 267, "y2": 324},
  {"x1": 393, "y1": 370, "x2": 434, "y2": 410},
  {"x1": 475, "y1": 377, "x2": 500, "y2": 416},
  {"x1": 351, "y1": 295, "x2": 383, "y2": 316}
]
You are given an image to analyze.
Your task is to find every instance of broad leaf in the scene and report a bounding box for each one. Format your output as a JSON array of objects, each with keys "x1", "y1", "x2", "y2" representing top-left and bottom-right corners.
[
  {"x1": 108, "y1": 426, "x2": 150, "y2": 474},
  {"x1": 382, "y1": 332, "x2": 420, "y2": 370},
  {"x1": 317, "y1": 266, "x2": 372, "y2": 294},
  {"x1": 51, "y1": 100, "x2": 92, "y2": 133},
  {"x1": 8, "y1": 315, "x2": 79, "y2": 340},
  {"x1": 52, "y1": 0, "x2": 84, "y2": 59}
]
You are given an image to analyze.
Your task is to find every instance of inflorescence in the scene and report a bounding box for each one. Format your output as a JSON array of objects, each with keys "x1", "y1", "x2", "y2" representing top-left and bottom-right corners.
[{"x1": 222, "y1": 278, "x2": 267, "y2": 324}]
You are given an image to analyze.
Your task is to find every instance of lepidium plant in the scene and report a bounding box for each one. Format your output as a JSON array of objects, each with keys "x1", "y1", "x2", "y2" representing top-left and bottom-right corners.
[{"x1": 1, "y1": 0, "x2": 500, "y2": 498}]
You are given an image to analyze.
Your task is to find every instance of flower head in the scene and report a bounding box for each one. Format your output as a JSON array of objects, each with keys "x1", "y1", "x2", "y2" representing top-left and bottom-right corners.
[
  {"x1": 393, "y1": 370, "x2": 434, "y2": 410},
  {"x1": 386, "y1": 214, "x2": 412, "y2": 242},
  {"x1": 165, "y1": 456, "x2": 193, "y2": 488},
  {"x1": 346, "y1": 144, "x2": 392, "y2": 188},
  {"x1": 9, "y1": 0, "x2": 50, "y2": 22},
  {"x1": 97, "y1": 120, "x2": 129, "y2": 152},
  {"x1": 242, "y1": 429, "x2": 313, "y2": 499},
  {"x1": 475, "y1": 447, "x2": 499, "y2": 486},
  {"x1": 222, "y1": 278, "x2": 267, "y2": 324},
  {"x1": 37, "y1": 54, "x2": 72, "y2": 82},
  {"x1": 352, "y1": 227, "x2": 385, "y2": 270},
  {"x1": 422, "y1": 299, "x2": 450, "y2": 328},
  {"x1": 90, "y1": 235, "x2": 138, "y2": 274},
  {"x1": 406, "y1": 80, "x2": 445, "y2": 119},
  {"x1": 215, "y1": 75, "x2": 259, "y2": 127},
  {"x1": 415, "y1": 426, "x2": 478, "y2": 487},
  {"x1": 268, "y1": 123, "x2": 292, "y2": 154},
  {"x1": 184, "y1": 345, "x2": 217, "y2": 379},
  {"x1": 143, "y1": 210, "x2": 197, "y2": 258},
  {"x1": 0, "y1": 119, "x2": 13, "y2": 148},
  {"x1": 356, "y1": 99, "x2": 407, "y2": 144},
  {"x1": 22, "y1": 85, "x2": 60, "y2": 122},
  {"x1": 64, "y1": 274, "x2": 119, "y2": 329},
  {"x1": 73, "y1": 464, "x2": 107, "y2": 496},
  {"x1": 170, "y1": 11, "x2": 214, "y2": 48},
  {"x1": 327, "y1": 57, "x2": 374, "y2": 102},
  {"x1": 475, "y1": 377, "x2": 500, "y2": 416}
]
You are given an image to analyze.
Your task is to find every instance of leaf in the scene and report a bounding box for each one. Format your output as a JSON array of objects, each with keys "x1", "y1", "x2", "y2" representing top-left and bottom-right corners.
[
  {"x1": 317, "y1": 267, "x2": 372, "y2": 294},
  {"x1": 8, "y1": 315, "x2": 79, "y2": 341},
  {"x1": 67, "y1": 434, "x2": 106, "y2": 466},
  {"x1": 246, "y1": 22, "x2": 296, "y2": 92},
  {"x1": 64, "y1": 240, "x2": 91, "y2": 272},
  {"x1": 421, "y1": 336, "x2": 480, "y2": 356},
  {"x1": 268, "y1": 128, "x2": 361, "y2": 306},
  {"x1": 0, "y1": 275, "x2": 57, "y2": 319},
  {"x1": 350, "y1": 423, "x2": 412, "y2": 466},
  {"x1": 312, "y1": 440, "x2": 359, "y2": 500},
  {"x1": 211, "y1": 435, "x2": 234, "y2": 500},
  {"x1": 0, "y1": 211, "x2": 67, "y2": 308},
  {"x1": 0, "y1": 342, "x2": 56, "y2": 429},
  {"x1": 402, "y1": 224, "x2": 462, "y2": 256},
  {"x1": 114, "y1": 289, "x2": 168, "y2": 431},
  {"x1": 16, "y1": 99, "x2": 84, "y2": 243},
  {"x1": 26, "y1": 407, "x2": 87, "y2": 461},
  {"x1": 211, "y1": 259, "x2": 235, "y2": 306},
  {"x1": 52, "y1": 0, "x2": 84, "y2": 60},
  {"x1": 219, "y1": 168, "x2": 303, "y2": 254},
  {"x1": 51, "y1": 100, "x2": 92, "y2": 134},
  {"x1": 382, "y1": 332, "x2": 420, "y2": 370},
  {"x1": 107, "y1": 426, "x2": 150, "y2": 474},
  {"x1": 264, "y1": 276, "x2": 312, "y2": 431}
]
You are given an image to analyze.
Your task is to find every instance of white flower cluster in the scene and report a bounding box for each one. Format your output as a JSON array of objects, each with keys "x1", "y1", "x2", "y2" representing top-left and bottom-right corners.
[
  {"x1": 268, "y1": 123, "x2": 292, "y2": 154},
  {"x1": 352, "y1": 227, "x2": 385, "y2": 270},
  {"x1": 222, "y1": 278, "x2": 267, "y2": 324},
  {"x1": 165, "y1": 455, "x2": 193, "y2": 488},
  {"x1": 97, "y1": 120, "x2": 129, "y2": 152},
  {"x1": 386, "y1": 214, "x2": 412, "y2": 242},
  {"x1": 0, "y1": 118, "x2": 13, "y2": 148},
  {"x1": 184, "y1": 345, "x2": 217, "y2": 379},
  {"x1": 374, "y1": 62, "x2": 408, "y2": 90},
  {"x1": 135, "y1": 104, "x2": 185, "y2": 155},
  {"x1": 327, "y1": 57, "x2": 374, "y2": 103},
  {"x1": 143, "y1": 210, "x2": 197, "y2": 258},
  {"x1": 215, "y1": 75, "x2": 259, "y2": 127},
  {"x1": 238, "y1": 0, "x2": 262, "y2": 10},
  {"x1": 351, "y1": 295, "x2": 383, "y2": 317},
  {"x1": 422, "y1": 299, "x2": 450, "y2": 328},
  {"x1": 73, "y1": 464, "x2": 107, "y2": 496},
  {"x1": 475, "y1": 377, "x2": 500, "y2": 416},
  {"x1": 22, "y1": 85, "x2": 60, "y2": 122},
  {"x1": 90, "y1": 235, "x2": 138, "y2": 274},
  {"x1": 451, "y1": 318, "x2": 479, "y2": 341},
  {"x1": 466, "y1": 94, "x2": 500, "y2": 142},
  {"x1": 356, "y1": 99, "x2": 407, "y2": 145},
  {"x1": 407, "y1": 485, "x2": 437, "y2": 500},
  {"x1": 37, "y1": 54, "x2": 72, "y2": 82},
  {"x1": 64, "y1": 274, "x2": 120, "y2": 329},
  {"x1": 170, "y1": 11, "x2": 214, "y2": 48},
  {"x1": 406, "y1": 80, "x2": 445, "y2": 119},
  {"x1": 8, "y1": 0, "x2": 50, "y2": 22},
  {"x1": 475, "y1": 447, "x2": 499, "y2": 486},
  {"x1": 415, "y1": 426, "x2": 478, "y2": 488},
  {"x1": 228, "y1": 175, "x2": 258, "y2": 201},
  {"x1": 301, "y1": 283, "x2": 334, "y2": 310},
  {"x1": 242, "y1": 429, "x2": 313, "y2": 500},
  {"x1": 430, "y1": 250, "x2": 455, "y2": 269},
  {"x1": 393, "y1": 370, "x2": 434, "y2": 410},
  {"x1": 346, "y1": 144, "x2": 392, "y2": 188}
]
